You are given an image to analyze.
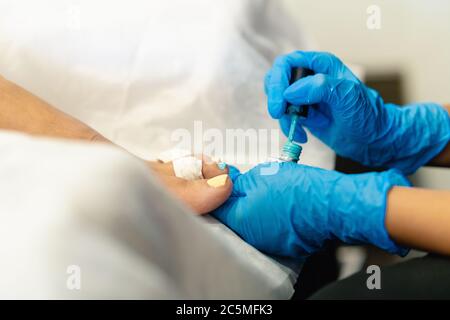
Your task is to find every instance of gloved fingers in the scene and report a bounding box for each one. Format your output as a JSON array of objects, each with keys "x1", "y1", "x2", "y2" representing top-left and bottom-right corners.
[
  {"x1": 212, "y1": 174, "x2": 248, "y2": 223},
  {"x1": 284, "y1": 73, "x2": 350, "y2": 107},
  {"x1": 266, "y1": 55, "x2": 292, "y2": 119},
  {"x1": 285, "y1": 51, "x2": 359, "y2": 81},
  {"x1": 299, "y1": 105, "x2": 331, "y2": 129},
  {"x1": 212, "y1": 198, "x2": 239, "y2": 226},
  {"x1": 227, "y1": 164, "x2": 242, "y2": 183},
  {"x1": 266, "y1": 51, "x2": 360, "y2": 119},
  {"x1": 279, "y1": 115, "x2": 308, "y2": 143}
]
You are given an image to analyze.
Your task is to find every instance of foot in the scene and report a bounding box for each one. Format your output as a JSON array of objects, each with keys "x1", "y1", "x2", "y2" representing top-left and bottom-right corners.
[{"x1": 147, "y1": 156, "x2": 232, "y2": 214}]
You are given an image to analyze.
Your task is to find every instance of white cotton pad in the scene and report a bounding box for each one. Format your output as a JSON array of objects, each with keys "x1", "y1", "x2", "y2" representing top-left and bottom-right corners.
[{"x1": 172, "y1": 156, "x2": 203, "y2": 180}]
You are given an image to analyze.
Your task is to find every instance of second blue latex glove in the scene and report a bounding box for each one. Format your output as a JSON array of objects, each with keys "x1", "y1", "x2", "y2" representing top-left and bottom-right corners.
[
  {"x1": 265, "y1": 51, "x2": 450, "y2": 175},
  {"x1": 213, "y1": 162, "x2": 410, "y2": 259}
]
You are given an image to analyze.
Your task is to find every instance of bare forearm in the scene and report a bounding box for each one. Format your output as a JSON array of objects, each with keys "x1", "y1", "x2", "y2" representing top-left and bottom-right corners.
[
  {"x1": 429, "y1": 104, "x2": 450, "y2": 167},
  {"x1": 386, "y1": 186, "x2": 450, "y2": 255},
  {"x1": 0, "y1": 76, "x2": 172, "y2": 170},
  {"x1": 0, "y1": 75, "x2": 109, "y2": 143}
]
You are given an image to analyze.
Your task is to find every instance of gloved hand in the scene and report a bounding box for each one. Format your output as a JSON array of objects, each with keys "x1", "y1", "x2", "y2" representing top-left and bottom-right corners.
[
  {"x1": 213, "y1": 162, "x2": 410, "y2": 259},
  {"x1": 265, "y1": 51, "x2": 450, "y2": 175}
]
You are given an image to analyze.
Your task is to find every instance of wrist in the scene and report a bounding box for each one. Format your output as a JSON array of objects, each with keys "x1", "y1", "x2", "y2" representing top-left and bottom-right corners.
[
  {"x1": 329, "y1": 169, "x2": 410, "y2": 256},
  {"x1": 368, "y1": 102, "x2": 450, "y2": 174}
]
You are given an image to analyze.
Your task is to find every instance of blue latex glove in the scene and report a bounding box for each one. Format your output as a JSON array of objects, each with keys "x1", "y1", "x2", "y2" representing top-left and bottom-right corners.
[
  {"x1": 265, "y1": 51, "x2": 450, "y2": 175},
  {"x1": 213, "y1": 162, "x2": 410, "y2": 259}
]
